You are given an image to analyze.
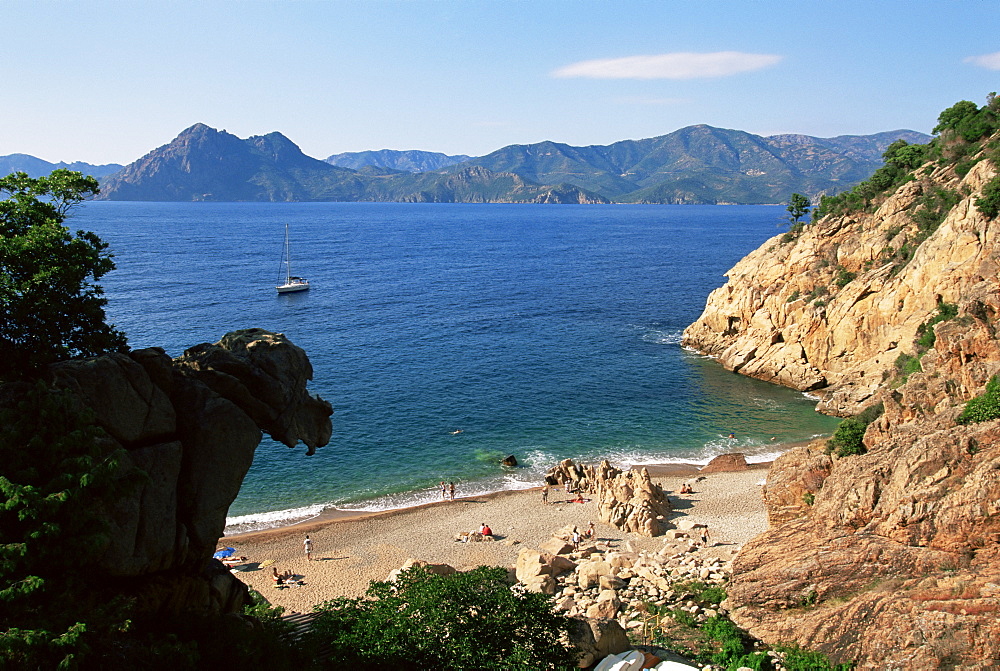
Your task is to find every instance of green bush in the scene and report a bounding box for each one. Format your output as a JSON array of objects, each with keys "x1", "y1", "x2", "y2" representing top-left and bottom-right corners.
[
  {"x1": 828, "y1": 418, "x2": 867, "y2": 456},
  {"x1": 957, "y1": 375, "x2": 1000, "y2": 425},
  {"x1": 672, "y1": 580, "x2": 727, "y2": 606},
  {"x1": 915, "y1": 301, "x2": 959, "y2": 350},
  {"x1": 976, "y1": 175, "x2": 1000, "y2": 219},
  {"x1": 827, "y1": 403, "x2": 883, "y2": 458},
  {"x1": 700, "y1": 615, "x2": 750, "y2": 666},
  {"x1": 834, "y1": 267, "x2": 856, "y2": 288},
  {"x1": 776, "y1": 643, "x2": 854, "y2": 670},
  {"x1": 894, "y1": 352, "x2": 923, "y2": 382},
  {"x1": 307, "y1": 565, "x2": 576, "y2": 670}
]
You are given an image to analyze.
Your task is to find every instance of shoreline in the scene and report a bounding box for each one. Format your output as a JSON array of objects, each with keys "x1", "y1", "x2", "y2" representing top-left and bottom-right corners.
[
  {"x1": 221, "y1": 447, "x2": 811, "y2": 612},
  {"x1": 225, "y1": 441, "x2": 810, "y2": 539}
]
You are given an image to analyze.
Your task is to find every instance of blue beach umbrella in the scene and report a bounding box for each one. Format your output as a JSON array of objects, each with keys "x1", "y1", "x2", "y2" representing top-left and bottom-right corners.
[{"x1": 213, "y1": 547, "x2": 236, "y2": 559}]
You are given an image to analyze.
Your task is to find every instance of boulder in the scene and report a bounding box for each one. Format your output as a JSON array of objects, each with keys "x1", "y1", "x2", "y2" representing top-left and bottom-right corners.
[
  {"x1": 566, "y1": 617, "x2": 630, "y2": 668},
  {"x1": 700, "y1": 452, "x2": 749, "y2": 473},
  {"x1": 540, "y1": 537, "x2": 576, "y2": 555},
  {"x1": 515, "y1": 547, "x2": 576, "y2": 583},
  {"x1": 25, "y1": 329, "x2": 334, "y2": 617},
  {"x1": 500, "y1": 454, "x2": 518, "y2": 467},
  {"x1": 546, "y1": 459, "x2": 671, "y2": 536}
]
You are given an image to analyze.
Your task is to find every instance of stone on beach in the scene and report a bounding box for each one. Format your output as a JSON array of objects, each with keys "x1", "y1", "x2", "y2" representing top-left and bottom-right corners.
[{"x1": 546, "y1": 459, "x2": 672, "y2": 536}]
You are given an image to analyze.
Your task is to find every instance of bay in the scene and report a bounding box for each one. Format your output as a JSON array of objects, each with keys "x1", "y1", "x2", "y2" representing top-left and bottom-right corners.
[{"x1": 74, "y1": 202, "x2": 840, "y2": 532}]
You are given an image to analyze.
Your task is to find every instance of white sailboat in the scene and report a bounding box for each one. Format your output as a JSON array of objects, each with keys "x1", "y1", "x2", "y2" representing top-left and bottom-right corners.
[{"x1": 276, "y1": 222, "x2": 310, "y2": 293}]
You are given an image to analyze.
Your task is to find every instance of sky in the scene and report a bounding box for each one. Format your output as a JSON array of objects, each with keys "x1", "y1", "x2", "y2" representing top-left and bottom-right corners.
[{"x1": 4, "y1": 0, "x2": 1000, "y2": 165}]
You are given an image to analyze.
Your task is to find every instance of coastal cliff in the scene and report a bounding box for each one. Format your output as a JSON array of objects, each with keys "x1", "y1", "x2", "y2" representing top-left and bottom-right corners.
[
  {"x1": 682, "y1": 153, "x2": 998, "y2": 417},
  {"x1": 683, "y1": 105, "x2": 1000, "y2": 667}
]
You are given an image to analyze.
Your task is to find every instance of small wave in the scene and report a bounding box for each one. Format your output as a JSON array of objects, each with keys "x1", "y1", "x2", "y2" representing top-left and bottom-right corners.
[
  {"x1": 640, "y1": 328, "x2": 684, "y2": 346},
  {"x1": 224, "y1": 503, "x2": 326, "y2": 535}
]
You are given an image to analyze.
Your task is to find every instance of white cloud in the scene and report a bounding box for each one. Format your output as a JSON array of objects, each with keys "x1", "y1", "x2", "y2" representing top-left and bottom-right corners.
[
  {"x1": 964, "y1": 52, "x2": 1000, "y2": 70},
  {"x1": 552, "y1": 52, "x2": 782, "y2": 80}
]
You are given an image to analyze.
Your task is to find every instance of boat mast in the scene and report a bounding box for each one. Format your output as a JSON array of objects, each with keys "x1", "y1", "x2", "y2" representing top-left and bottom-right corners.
[{"x1": 284, "y1": 221, "x2": 292, "y2": 282}]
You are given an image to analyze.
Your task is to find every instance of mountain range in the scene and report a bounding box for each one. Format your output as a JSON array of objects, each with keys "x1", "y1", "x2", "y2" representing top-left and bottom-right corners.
[
  {"x1": 9, "y1": 123, "x2": 931, "y2": 204},
  {"x1": 0, "y1": 153, "x2": 123, "y2": 179},
  {"x1": 325, "y1": 149, "x2": 471, "y2": 172}
]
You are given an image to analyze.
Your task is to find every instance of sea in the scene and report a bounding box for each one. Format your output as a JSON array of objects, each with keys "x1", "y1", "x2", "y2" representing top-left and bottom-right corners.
[{"x1": 73, "y1": 202, "x2": 841, "y2": 535}]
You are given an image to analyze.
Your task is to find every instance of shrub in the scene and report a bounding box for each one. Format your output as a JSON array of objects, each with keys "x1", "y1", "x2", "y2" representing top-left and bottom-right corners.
[
  {"x1": 672, "y1": 580, "x2": 727, "y2": 606},
  {"x1": 956, "y1": 375, "x2": 1000, "y2": 425},
  {"x1": 834, "y1": 267, "x2": 856, "y2": 288},
  {"x1": 894, "y1": 352, "x2": 923, "y2": 383},
  {"x1": 776, "y1": 643, "x2": 855, "y2": 670},
  {"x1": 307, "y1": 565, "x2": 576, "y2": 670},
  {"x1": 827, "y1": 417, "x2": 868, "y2": 457},
  {"x1": 915, "y1": 301, "x2": 958, "y2": 350},
  {"x1": 826, "y1": 403, "x2": 883, "y2": 458},
  {"x1": 976, "y1": 175, "x2": 1000, "y2": 219}
]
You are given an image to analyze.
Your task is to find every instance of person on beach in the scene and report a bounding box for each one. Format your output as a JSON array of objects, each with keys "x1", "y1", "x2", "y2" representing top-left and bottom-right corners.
[
  {"x1": 699, "y1": 525, "x2": 711, "y2": 548},
  {"x1": 479, "y1": 523, "x2": 492, "y2": 537},
  {"x1": 304, "y1": 534, "x2": 312, "y2": 560},
  {"x1": 440, "y1": 481, "x2": 447, "y2": 499},
  {"x1": 585, "y1": 521, "x2": 595, "y2": 539},
  {"x1": 449, "y1": 482, "x2": 455, "y2": 500},
  {"x1": 571, "y1": 526, "x2": 581, "y2": 550},
  {"x1": 542, "y1": 484, "x2": 549, "y2": 504}
]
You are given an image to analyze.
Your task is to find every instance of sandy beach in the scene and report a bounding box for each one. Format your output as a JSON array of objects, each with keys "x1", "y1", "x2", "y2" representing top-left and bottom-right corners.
[{"x1": 224, "y1": 464, "x2": 770, "y2": 614}]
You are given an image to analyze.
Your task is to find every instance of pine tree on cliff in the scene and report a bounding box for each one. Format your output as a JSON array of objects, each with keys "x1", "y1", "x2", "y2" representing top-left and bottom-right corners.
[{"x1": 0, "y1": 170, "x2": 128, "y2": 380}]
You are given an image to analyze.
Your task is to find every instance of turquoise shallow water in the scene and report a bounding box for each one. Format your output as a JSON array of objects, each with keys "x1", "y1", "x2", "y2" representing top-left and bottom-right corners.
[{"x1": 75, "y1": 202, "x2": 840, "y2": 533}]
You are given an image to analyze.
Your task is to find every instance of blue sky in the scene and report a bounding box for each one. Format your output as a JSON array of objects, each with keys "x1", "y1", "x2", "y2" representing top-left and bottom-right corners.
[{"x1": 5, "y1": 0, "x2": 999, "y2": 165}]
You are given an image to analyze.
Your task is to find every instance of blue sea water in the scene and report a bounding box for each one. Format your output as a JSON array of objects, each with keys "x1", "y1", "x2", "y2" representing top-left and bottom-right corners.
[{"x1": 74, "y1": 202, "x2": 840, "y2": 533}]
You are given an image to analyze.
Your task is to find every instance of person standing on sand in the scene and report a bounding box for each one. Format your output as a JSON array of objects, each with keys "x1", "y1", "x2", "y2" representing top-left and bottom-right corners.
[
  {"x1": 542, "y1": 484, "x2": 549, "y2": 504},
  {"x1": 571, "y1": 526, "x2": 581, "y2": 550},
  {"x1": 449, "y1": 481, "x2": 455, "y2": 500},
  {"x1": 440, "y1": 481, "x2": 447, "y2": 499},
  {"x1": 699, "y1": 525, "x2": 710, "y2": 548},
  {"x1": 304, "y1": 534, "x2": 313, "y2": 560}
]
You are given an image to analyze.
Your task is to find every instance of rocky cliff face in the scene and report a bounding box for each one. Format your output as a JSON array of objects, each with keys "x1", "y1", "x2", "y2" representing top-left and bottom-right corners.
[
  {"x1": 683, "y1": 137, "x2": 1000, "y2": 668},
  {"x1": 38, "y1": 329, "x2": 332, "y2": 615},
  {"x1": 683, "y1": 157, "x2": 999, "y2": 417}
]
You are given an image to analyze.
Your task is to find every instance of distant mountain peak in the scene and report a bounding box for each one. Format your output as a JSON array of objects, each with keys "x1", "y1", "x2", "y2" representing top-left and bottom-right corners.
[{"x1": 94, "y1": 122, "x2": 932, "y2": 205}]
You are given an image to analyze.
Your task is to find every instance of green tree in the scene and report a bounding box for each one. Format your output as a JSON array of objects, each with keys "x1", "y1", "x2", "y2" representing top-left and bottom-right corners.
[
  {"x1": 0, "y1": 170, "x2": 127, "y2": 380},
  {"x1": 786, "y1": 193, "x2": 811, "y2": 225},
  {"x1": 308, "y1": 565, "x2": 576, "y2": 670},
  {"x1": 933, "y1": 100, "x2": 980, "y2": 134}
]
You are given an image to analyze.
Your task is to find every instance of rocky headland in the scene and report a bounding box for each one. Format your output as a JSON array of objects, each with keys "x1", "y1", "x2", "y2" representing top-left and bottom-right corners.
[
  {"x1": 683, "y1": 117, "x2": 1000, "y2": 667},
  {"x1": 10, "y1": 329, "x2": 333, "y2": 616}
]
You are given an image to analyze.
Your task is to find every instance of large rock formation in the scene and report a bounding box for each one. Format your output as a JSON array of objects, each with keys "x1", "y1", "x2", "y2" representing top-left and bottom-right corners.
[
  {"x1": 683, "y1": 157, "x2": 999, "y2": 417},
  {"x1": 37, "y1": 328, "x2": 332, "y2": 615},
  {"x1": 683, "y1": 129, "x2": 1000, "y2": 668},
  {"x1": 547, "y1": 459, "x2": 671, "y2": 536}
]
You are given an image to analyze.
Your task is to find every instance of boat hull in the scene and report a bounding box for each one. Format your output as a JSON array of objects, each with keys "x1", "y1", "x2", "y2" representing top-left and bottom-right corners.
[{"x1": 276, "y1": 282, "x2": 310, "y2": 293}]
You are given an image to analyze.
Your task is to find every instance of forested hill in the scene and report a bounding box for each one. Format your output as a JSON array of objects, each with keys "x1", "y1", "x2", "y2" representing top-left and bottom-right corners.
[
  {"x1": 94, "y1": 123, "x2": 929, "y2": 204},
  {"x1": 456, "y1": 126, "x2": 930, "y2": 204}
]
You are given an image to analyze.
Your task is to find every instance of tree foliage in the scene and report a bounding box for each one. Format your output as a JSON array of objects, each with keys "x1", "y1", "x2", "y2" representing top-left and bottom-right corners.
[
  {"x1": 0, "y1": 170, "x2": 127, "y2": 380},
  {"x1": 786, "y1": 193, "x2": 810, "y2": 225},
  {"x1": 976, "y1": 174, "x2": 1000, "y2": 219},
  {"x1": 306, "y1": 565, "x2": 576, "y2": 670},
  {"x1": 816, "y1": 94, "x2": 1000, "y2": 222},
  {"x1": 0, "y1": 382, "x2": 135, "y2": 668}
]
